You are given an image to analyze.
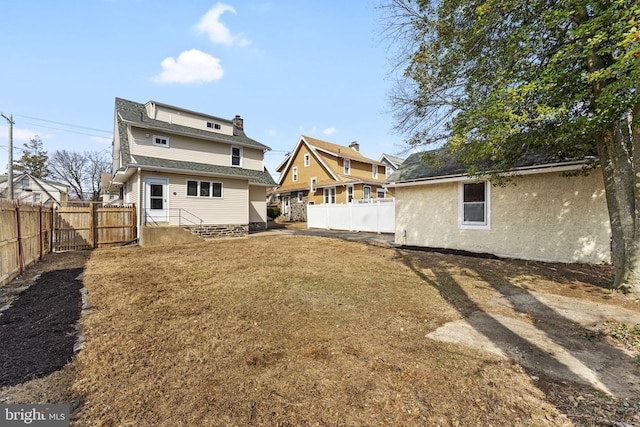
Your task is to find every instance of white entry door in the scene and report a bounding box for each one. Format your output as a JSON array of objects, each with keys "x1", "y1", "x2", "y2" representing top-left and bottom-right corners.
[{"x1": 145, "y1": 178, "x2": 168, "y2": 223}]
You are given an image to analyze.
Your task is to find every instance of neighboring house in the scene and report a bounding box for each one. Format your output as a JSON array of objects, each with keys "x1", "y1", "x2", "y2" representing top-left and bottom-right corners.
[
  {"x1": 100, "y1": 172, "x2": 120, "y2": 204},
  {"x1": 0, "y1": 173, "x2": 69, "y2": 206},
  {"x1": 385, "y1": 151, "x2": 611, "y2": 264},
  {"x1": 108, "y1": 98, "x2": 275, "y2": 238},
  {"x1": 275, "y1": 136, "x2": 388, "y2": 221},
  {"x1": 379, "y1": 153, "x2": 405, "y2": 179}
]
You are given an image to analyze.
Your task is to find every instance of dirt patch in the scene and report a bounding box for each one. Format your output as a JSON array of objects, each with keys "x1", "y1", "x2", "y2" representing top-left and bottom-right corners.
[{"x1": 0, "y1": 252, "x2": 89, "y2": 390}]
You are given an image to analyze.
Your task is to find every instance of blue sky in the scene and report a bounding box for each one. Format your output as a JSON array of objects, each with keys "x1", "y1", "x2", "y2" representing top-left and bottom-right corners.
[{"x1": 0, "y1": 1, "x2": 406, "y2": 180}]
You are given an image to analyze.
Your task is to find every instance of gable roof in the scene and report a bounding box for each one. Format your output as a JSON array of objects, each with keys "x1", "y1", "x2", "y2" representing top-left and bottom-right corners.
[
  {"x1": 112, "y1": 98, "x2": 275, "y2": 187},
  {"x1": 0, "y1": 173, "x2": 69, "y2": 205},
  {"x1": 276, "y1": 135, "x2": 384, "y2": 188},
  {"x1": 386, "y1": 149, "x2": 593, "y2": 186},
  {"x1": 379, "y1": 154, "x2": 405, "y2": 168}
]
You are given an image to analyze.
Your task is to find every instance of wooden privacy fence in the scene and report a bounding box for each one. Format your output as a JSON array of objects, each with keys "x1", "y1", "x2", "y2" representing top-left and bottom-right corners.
[
  {"x1": 0, "y1": 201, "x2": 137, "y2": 286},
  {"x1": 54, "y1": 203, "x2": 137, "y2": 251},
  {"x1": 0, "y1": 200, "x2": 53, "y2": 287}
]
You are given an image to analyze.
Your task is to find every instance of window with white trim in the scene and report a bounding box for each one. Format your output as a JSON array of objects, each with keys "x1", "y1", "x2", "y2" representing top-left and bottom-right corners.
[
  {"x1": 33, "y1": 193, "x2": 41, "y2": 203},
  {"x1": 292, "y1": 167, "x2": 298, "y2": 182},
  {"x1": 22, "y1": 178, "x2": 29, "y2": 188},
  {"x1": 310, "y1": 177, "x2": 317, "y2": 192},
  {"x1": 344, "y1": 159, "x2": 350, "y2": 175},
  {"x1": 186, "y1": 180, "x2": 223, "y2": 198},
  {"x1": 304, "y1": 154, "x2": 310, "y2": 167},
  {"x1": 153, "y1": 135, "x2": 169, "y2": 147},
  {"x1": 297, "y1": 192, "x2": 303, "y2": 203},
  {"x1": 324, "y1": 188, "x2": 336, "y2": 204},
  {"x1": 363, "y1": 186, "x2": 371, "y2": 200},
  {"x1": 372, "y1": 164, "x2": 378, "y2": 179},
  {"x1": 206, "y1": 121, "x2": 222, "y2": 130},
  {"x1": 376, "y1": 189, "x2": 385, "y2": 198},
  {"x1": 459, "y1": 181, "x2": 490, "y2": 228},
  {"x1": 231, "y1": 146, "x2": 242, "y2": 166},
  {"x1": 347, "y1": 185, "x2": 354, "y2": 203},
  {"x1": 386, "y1": 166, "x2": 393, "y2": 178}
]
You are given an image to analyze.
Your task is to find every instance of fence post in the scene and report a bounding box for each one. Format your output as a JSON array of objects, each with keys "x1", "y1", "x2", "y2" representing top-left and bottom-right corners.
[
  {"x1": 15, "y1": 199, "x2": 24, "y2": 275},
  {"x1": 89, "y1": 202, "x2": 96, "y2": 248},
  {"x1": 39, "y1": 204, "x2": 43, "y2": 260}
]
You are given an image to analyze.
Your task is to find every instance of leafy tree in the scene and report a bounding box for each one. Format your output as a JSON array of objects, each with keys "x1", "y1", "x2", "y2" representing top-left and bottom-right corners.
[
  {"x1": 13, "y1": 135, "x2": 49, "y2": 178},
  {"x1": 382, "y1": 0, "x2": 640, "y2": 293},
  {"x1": 48, "y1": 150, "x2": 110, "y2": 201}
]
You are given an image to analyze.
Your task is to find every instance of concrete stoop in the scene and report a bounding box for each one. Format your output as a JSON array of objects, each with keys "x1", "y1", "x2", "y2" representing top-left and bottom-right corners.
[{"x1": 139, "y1": 225, "x2": 204, "y2": 247}]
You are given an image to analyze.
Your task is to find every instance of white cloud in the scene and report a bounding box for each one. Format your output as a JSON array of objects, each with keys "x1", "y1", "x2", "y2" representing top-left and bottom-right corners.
[
  {"x1": 194, "y1": 2, "x2": 251, "y2": 47},
  {"x1": 323, "y1": 127, "x2": 337, "y2": 135},
  {"x1": 266, "y1": 129, "x2": 277, "y2": 137},
  {"x1": 298, "y1": 126, "x2": 317, "y2": 135},
  {"x1": 154, "y1": 49, "x2": 224, "y2": 84},
  {"x1": 0, "y1": 126, "x2": 50, "y2": 142}
]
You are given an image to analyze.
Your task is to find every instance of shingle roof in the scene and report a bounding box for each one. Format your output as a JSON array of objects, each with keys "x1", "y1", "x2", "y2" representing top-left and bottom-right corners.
[
  {"x1": 131, "y1": 155, "x2": 276, "y2": 186},
  {"x1": 302, "y1": 136, "x2": 384, "y2": 165},
  {"x1": 386, "y1": 149, "x2": 592, "y2": 184},
  {"x1": 115, "y1": 98, "x2": 271, "y2": 168}
]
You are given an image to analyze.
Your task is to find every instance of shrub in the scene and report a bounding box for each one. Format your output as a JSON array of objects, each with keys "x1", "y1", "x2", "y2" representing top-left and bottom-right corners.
[{"x1": 267, "y1": 206, "x2": 281, "y2": 220}]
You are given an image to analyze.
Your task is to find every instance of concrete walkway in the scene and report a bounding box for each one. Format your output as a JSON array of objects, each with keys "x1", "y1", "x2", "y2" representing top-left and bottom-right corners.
[{"x1": 250, "y1": 225, "x2": 395, "y2": 246}]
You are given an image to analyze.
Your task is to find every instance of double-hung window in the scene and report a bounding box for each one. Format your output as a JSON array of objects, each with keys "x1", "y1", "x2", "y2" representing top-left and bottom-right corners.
[
  {"x1": 372, "y1": 165, "x2": 378, "y2": 179},
  {"x1": 310, "y1": 177, "x2": 317, "y2": 192},
  {"x1": 304, "y1": 154, "x2": 310, "y2": 167},
  {"x1": 344, "y1": 159, "x2": 350, "y2": 175},
  {"x1": 292, "y1": 167, "x2": 298, "y2": 182},
  {"x1": 460, "y1": 181, "x2": 490, "y2": 229},
  {"x1": 187, "y1": 180, "x2": 223, "y2": 198},
  {"x1": 231, "y1": 146, "x2": 242, "y2": 167},
  {"x1": 346, "y1": 185, "x2": 354, "y2": 203}
]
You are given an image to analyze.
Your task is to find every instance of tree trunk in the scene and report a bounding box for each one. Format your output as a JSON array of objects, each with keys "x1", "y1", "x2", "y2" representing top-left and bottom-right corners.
[{"x1": 598, "y1": 118, "x2": 640, "y2": 295}]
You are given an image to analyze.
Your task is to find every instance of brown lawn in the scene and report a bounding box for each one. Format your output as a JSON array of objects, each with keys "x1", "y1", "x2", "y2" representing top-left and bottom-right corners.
[{"x1": 3, "y1": 234, "x2": 638, "y2": 426}]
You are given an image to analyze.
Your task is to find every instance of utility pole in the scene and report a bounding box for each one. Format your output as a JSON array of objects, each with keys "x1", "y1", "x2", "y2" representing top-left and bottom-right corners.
[{"x1": 1, "y1": 113, "x2": 14, "y2": 199}]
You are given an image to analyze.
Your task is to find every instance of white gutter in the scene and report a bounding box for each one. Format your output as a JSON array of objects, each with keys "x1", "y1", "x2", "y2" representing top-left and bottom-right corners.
[{"x1": 385, "y1": 161, "x2": 590, "y2": 188}]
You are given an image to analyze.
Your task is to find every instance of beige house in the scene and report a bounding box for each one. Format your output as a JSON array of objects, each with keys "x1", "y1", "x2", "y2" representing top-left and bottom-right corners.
[
  {"x1": 0, "y1": 173, "x2": 69, "y2": 206},
  {"x1": 108, "y1": 98, "x2": 275, "y2": 238},
  {"x1": 275, "y1": 136, "x2": 388, "y2": 221},
  {"x1": 385, "y1": 151, "x2": 611, "y2": 264}
]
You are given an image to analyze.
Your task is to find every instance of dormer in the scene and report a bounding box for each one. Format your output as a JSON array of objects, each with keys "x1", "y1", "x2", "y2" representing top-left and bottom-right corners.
[{"x1": 144, "y1": 100, "x2": 235, "y2": 136}]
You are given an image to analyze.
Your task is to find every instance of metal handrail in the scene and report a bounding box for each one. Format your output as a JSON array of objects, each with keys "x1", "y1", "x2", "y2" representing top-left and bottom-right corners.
[{"x1": 144, "y1": 209, "x2": 203, "y2": 226}]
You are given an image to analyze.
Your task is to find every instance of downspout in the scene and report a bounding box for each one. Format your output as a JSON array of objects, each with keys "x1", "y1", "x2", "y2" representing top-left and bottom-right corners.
[{"x1": 137, "y1": 168, "x2": 142, "y2": 238}]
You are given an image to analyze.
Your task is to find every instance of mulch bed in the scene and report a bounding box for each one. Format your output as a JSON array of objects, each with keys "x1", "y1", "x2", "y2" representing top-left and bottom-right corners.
[{"x1": 0, "y1": 268, "x2": 83, "y2": 388}]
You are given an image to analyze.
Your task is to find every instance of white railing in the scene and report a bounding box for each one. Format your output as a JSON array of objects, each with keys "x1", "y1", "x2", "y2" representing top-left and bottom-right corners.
[{"x1": 307, "y1": 199, "x2": 395, "y2": 233}]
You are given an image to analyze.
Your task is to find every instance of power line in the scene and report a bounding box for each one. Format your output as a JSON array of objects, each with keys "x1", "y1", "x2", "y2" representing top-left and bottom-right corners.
[
  {"x1": 13, "y1": 114, "x2": 112, "y2": 133},
  {"x1": 19, "y1": 121, "x2": 112, "y2": 139}
]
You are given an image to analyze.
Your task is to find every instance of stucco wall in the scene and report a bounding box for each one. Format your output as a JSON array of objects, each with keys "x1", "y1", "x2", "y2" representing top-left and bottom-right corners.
[{"x1": 394, "y1": 169, "x2": 611, "y2": 264}]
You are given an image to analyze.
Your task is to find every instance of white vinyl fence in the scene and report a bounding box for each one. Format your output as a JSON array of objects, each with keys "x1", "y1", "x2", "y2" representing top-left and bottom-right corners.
[{"x1": 307, "y1": 199, "x2": 395, "y2": 234}]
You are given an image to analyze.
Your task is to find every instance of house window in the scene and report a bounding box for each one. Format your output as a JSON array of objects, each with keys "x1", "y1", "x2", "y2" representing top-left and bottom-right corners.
[
  {"x1": 347, "y1": 185, "x2": 354, "y2": 203},
  {"x1": 22, "y1": 178, "x2": 30, "y2": 188},
  {"x1": 386, "y1": 166, "x2": 393, "y2": 178},
  {"x1": 304, "y1": 154, "x2": 310, "y2": 167},
  {"x1": 344, "y1": 159, "x2": 350, "y2": 175},
  {"x1": 153, "y1": 135, "x2": 169, "y2": 147},
  {"x1": 324, "y1": 188, "x2": 336, "y2": 204},
  {"x1": 372, "y1": 165, "x2": 378, "y2": 179},
  {"x1": 207, "y1": 121, "x2": 222, "y2": 130},
  {"x1": 33, "y1": 193, "x2": 41, "y2": 203},
  {"x1": 376, "y1": 189, "x2": 385, "y2": 199},
  {"x1": 187, "y1": 180, "x2": 223, "y2": 198},
  {"x1": 363, "y1": 186, "x2": 371, "y2": 200},
  {"x1": 310, "y1": 177, "x2": 317, "y2": 192},
  {"x1": 460, "y1": 181, "x2": 490, "y2": 228},
  {"x1": 292, "y1": 167, "x2": 298, "y2": 182},
  {"x1": 231, "y1": 146, "x2": 242, "y2": 167},
  {"x1": 297, "y1": 192, "x2": 304, "y2": 203}
]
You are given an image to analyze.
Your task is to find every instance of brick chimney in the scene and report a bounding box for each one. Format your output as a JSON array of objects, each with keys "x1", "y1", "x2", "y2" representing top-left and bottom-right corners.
[
  {"x1": 349, "y1": 141, "x2": 360, "y2": 152},
  {"x1": 232, "y1": 115, "x2": 244, "y2": 131}
]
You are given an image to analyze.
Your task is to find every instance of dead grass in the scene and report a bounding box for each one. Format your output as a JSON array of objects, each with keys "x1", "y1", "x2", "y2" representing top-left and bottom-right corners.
[{"x1": 3, "y1": 236, "x2": 635, "y2": 426}]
